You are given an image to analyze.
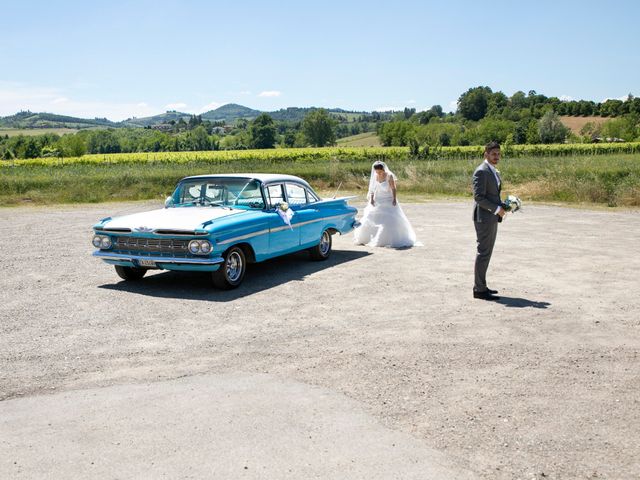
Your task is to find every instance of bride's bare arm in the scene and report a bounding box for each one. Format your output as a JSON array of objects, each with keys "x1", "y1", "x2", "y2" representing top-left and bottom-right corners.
[{"x1": 389, "y1": 176, "x2": 397, "y2": 205}]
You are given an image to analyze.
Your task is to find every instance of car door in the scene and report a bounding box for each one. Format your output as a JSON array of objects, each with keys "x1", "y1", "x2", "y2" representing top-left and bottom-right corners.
[
  {"x1": 265, "y1": 183, "x2": 299, "y2": 253},
  {"x1": 286, "y1": 183, "x2": 323, "y2": 247}
]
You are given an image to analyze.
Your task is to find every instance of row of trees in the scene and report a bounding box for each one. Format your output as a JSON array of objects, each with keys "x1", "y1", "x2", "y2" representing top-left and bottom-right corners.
[
  {"x1": 456, "y1": 87, "x2": 640, "y2": 122},
  {"x1": 379, "y1": 110, "x2": 640, "y2": 148},
  {"x1": 153, "y1": 115, "x2": 226, "y2": 134},
  {"x1": 0, "y1": 127, "x2": 221, "y2": 159},
  {"x1": 0, "y1": 109, "x2": 340, "y2": 159},
  {"x1": 376, "y1": 87, "x2": 640, "y2": 147},
  {"x1": 3, "y1": 87, "x2": 640, "y2": 159},
  {"x1": 379, "y1": 111, "x2": 571, "y2": 147}
]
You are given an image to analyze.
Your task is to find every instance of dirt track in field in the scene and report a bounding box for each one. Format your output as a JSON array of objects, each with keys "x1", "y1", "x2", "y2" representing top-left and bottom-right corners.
[{"x1": 1, "y1": 201, "x2": 639, "y2": 479}]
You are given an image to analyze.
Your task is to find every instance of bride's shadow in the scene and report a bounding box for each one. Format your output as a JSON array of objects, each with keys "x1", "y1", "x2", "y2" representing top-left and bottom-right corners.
[
  {"x1": 98, "y1": 249, "x2": 370, "y2": 302},
  {"x1": 497, "y1": 296, "x2": 551, "y2": 309}
]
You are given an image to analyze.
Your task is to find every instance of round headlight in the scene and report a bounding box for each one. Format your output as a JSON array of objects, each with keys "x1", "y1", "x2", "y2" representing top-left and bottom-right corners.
[
  {"x1": 100, "y1": 236, "x2": 112, "y2": 249},
  {"x1": 188, "y1": 240, "x2": 201, "y2": 254},
  {"x1": 92, "y1": 235, "x2": 103, "y2": 248},
  {"x1": 200, "y1": 241, "x2": 212, "y2": 254}
]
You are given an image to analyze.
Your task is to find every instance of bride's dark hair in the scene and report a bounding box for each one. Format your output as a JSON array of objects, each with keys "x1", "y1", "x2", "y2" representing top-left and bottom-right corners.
[{"x1": 373, "y1": 161, "x2": 385, "y2": 170}]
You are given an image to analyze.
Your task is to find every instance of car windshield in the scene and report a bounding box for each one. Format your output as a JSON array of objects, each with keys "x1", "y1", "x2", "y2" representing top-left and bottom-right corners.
[{"x1": 173, "y1": 178, "x2": 265, "y2": 209}]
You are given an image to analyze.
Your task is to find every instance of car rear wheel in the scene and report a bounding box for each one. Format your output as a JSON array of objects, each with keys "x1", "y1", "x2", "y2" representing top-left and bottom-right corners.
[
  {"x1": 115, "y1": 265, "x2": 147, "y2": 281},
  {"x1": 309, "y1": 229, "x2": 332, "y2": 261},
  {"x1": 212, "y1": 246, "x2": 246, "y2": 289}
]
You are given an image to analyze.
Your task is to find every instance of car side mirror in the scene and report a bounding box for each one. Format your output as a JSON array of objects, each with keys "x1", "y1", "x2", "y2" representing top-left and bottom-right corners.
[{"x1": 165, "y1": 196, "x2": 174, "y2": 208}]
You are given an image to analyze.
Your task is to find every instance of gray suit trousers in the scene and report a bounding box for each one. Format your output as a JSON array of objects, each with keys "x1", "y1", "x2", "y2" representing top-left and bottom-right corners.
[{"x1": 474, "y1": 219, "x2": 498, "y2": 293}]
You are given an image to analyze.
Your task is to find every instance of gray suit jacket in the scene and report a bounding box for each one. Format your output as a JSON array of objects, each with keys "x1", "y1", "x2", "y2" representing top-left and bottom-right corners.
[{"x1": 472, "y1": 162, "x2": 503, "y2": 223}]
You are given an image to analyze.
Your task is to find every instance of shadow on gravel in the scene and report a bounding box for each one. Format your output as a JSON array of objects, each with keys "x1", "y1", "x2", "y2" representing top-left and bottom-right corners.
[
  {"x1": 98, "y1": 249, "x2": 371, "y2": 302},
  {"x1": 498, "y1": 296, "x2": 551, "y2": 309}
]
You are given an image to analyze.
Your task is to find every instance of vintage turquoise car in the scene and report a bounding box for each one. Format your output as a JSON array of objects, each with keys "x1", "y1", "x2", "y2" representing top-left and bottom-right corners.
[{"x1": 92, "y1": 174, "x2": 358, "y2": 289}]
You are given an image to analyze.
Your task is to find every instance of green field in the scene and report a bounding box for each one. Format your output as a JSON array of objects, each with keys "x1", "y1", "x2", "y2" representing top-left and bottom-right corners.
[
  {"x1": 1, "y1": 146, "x2": 638, "y2": 207},
  {"x1": 336, "y1": 132, "x2": 382, "y2": 147},
  {"x1": 0, "y1": 128, "x2": 80, "y2": 137}
]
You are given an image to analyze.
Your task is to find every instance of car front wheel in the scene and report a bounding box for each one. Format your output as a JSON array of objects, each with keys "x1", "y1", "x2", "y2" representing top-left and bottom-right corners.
[
  {"x1": 115, "y1": 265, "x2": 147, "y2": 281},
  {"x1": 212, "y1": 246, "x2": 246, "y2": 289},
  {"x1": 309, "y1": 229, "x2": 332, "y2": 261}
]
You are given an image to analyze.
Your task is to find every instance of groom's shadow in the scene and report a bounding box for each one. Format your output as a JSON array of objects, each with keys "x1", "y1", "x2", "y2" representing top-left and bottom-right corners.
[{"x1": 497, "y1": 296, "x2": 551, "y2": 309}]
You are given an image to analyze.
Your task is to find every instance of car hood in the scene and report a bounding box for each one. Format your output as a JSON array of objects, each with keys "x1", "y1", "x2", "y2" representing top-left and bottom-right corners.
[{"x1": 104, "y1": 207, "x2": 245, "y2": 232}]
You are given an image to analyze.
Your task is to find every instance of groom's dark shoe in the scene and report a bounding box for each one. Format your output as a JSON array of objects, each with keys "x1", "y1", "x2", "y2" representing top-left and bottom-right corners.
[
  {"x1": 473, "y1": 290, "x2": 500, "y2": 301},
  {"x1": 487, "y1": 288, "x2": 498, "y2": 294}
]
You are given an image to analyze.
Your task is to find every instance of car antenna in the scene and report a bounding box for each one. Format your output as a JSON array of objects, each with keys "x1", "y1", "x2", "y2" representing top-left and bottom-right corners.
[{"x1": 332, "y1": 181, "x2": 343, "y2": 199}]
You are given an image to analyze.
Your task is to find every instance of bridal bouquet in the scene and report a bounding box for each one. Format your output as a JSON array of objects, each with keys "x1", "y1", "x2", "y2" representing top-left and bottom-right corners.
[{"x1": 503, "y1": 195, "x2": 523, "y2": 213}]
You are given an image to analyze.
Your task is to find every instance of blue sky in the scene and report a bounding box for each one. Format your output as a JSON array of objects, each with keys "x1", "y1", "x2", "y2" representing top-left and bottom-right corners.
[{"x1": 1, "y1": 0, "x2": 638, "y2": 120}]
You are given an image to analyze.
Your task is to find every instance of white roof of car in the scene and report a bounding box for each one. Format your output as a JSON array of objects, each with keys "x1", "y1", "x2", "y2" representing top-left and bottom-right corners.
[{"x1": 182, "y1": 173, "x2": 311, "y2": 186}]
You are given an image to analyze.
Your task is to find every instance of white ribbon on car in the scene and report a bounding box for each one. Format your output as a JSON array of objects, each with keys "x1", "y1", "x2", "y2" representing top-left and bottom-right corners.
[{"x1": 277, "y1": 205, "x2": 295, "y2": 230}]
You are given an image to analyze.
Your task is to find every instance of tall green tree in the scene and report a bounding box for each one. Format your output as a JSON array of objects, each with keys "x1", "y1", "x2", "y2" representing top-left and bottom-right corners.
[
  {"x1": 57, "y1": 133, "x2": 86, "y2": 157},
  {"x1": 302, "y1": 109, "x2": 336, "y2": 147},
  {"x1": 458, "y1": 86, "x2": 493, "y2": 121},
  {"x1": 538, "y1": 110, "x2": 569, "y2": 144},
  {"x1": 249, "y1": 113, "x2": 277, "y2": 149},
  {"x1": 87, "y1": 130, "x2": 121, "y2": 154},
  {"x1": 184, "y1": 125, "x2": 211, "y2": 151}
]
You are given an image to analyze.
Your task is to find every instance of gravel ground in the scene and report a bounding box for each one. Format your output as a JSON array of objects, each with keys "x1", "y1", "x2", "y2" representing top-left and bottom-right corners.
[{"x1": 1, "y1": 200, "x2": 639, "y2": 479}]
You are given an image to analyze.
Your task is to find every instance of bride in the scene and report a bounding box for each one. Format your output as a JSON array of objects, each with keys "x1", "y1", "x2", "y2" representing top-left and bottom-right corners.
[{"x1": 353, "y1": 161, "x2": 417, "y2": 248}]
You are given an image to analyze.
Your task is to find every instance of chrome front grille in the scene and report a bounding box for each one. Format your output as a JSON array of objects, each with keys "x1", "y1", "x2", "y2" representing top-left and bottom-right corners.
[{"x1": 113, "y1": 236, "x2": 190, "y2": 257}]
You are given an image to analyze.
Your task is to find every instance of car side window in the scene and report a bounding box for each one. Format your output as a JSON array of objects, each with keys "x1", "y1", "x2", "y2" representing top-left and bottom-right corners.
[
  {"x1": 305, "y1": 188, "x2": 320, "y2": 203},
  {"x1": 286, "y1": 183, "x2": 307, "y2": 206},
  {"x1": 266, "y1": 184, "x2": 285, "y2": 208}
]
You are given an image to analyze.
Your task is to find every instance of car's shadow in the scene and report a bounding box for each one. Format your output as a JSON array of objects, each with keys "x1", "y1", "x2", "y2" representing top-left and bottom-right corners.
[
  {"x1": 98, "y1": 249, "x2": 371, "y2": 301},
  {"x1": 497, "y1": 296, "x2": 551, "y2": 309}
]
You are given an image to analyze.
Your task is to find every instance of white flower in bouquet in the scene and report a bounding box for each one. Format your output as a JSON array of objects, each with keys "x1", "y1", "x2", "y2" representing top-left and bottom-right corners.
[{"x1": 503, "y1": 195, "x2": 523, "y2": 213}]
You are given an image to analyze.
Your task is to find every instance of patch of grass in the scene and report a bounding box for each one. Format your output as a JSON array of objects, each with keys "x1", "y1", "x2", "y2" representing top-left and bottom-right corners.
[
  {"x1": 336, "y1": 132, "x2": 382, "y2": 147},
  {"x1": 1, "y1": 154, "x2": 639, "y2": 207},
  {"x1": 0, "y1": 128, "x2": 80, "y2": 137}
]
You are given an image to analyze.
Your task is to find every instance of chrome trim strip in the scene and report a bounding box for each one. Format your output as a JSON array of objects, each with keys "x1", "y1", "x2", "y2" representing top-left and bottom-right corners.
[
  {"x1": 99, "y1": 228, "x2": 132, "y2": 233},
  {"x1": 152, "y1": 229, "x2": 200, "y2": 236},
  {"x1": 217, "y1": 228, "x2": 270, "y2": 245},
  {"x1": 271, "y1": 212, "x2": 354, "y2": 232},
  {"x1": 213, "y1": 213, "x2": 354, "y2": 246},
  {"x1": 269, "y1": 225, "x2": 293, "y2": 233},
  {"x1": 93, "y1": 229, "x2": 208, "y2": 237},
  {"x1": 93, "y1": 251, "x2": 224, "y2": 265}
]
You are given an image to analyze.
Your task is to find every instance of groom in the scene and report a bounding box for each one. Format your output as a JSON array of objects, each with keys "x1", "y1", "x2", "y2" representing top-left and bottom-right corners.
[{"x1": 472, "y1": 141, "x2": 505, "y2": 301}]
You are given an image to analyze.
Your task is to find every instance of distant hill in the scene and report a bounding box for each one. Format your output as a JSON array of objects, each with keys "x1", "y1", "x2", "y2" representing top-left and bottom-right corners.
[
  {"x1": 201, "y1": 104, "x2": 262, "y2": 122},
  {"x1": 197, "y1": 104, "x2": 370, "y2": 123},
  {"x1": 0, "y1": 111, "x2": 118, "y2": 129},
  {"x1": 269, "y1": 107, "x2": 370, "y2": 123},
  {"x1": 122, "y1": 111, "x2": 192, "y2": 128},
  {"x1": 0, "y1": 104, "x2": 379, "y2": 131}
]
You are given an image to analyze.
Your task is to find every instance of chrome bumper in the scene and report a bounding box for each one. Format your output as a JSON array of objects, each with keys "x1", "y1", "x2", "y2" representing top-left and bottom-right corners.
[{"x1": 93, "y1": 251, "x2": 224, "y2": 265}]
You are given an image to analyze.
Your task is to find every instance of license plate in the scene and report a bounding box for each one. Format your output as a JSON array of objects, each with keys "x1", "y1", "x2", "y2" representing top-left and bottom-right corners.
[{"x1": 138, "y1": 259, "x2": 157, "y2": 267}]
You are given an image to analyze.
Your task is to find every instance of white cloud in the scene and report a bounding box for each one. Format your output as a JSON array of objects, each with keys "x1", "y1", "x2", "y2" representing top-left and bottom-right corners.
[
  {"x1": 258, "y1": 90, "x2": 281, "y2": 97},
  {"x1": 198, "y1": 101, "x2": 224, "y2": 113},
  {"x1": 406, "y1": 99, "x2": 416, "y2": 105},
  {"x1": 601, "y1": 95, "x2": 630, "y2": 102},
  {"x1": 559, "y1": 95, "x2": 574, "y2": 102},
  {"x1": 164, "y1": 102, "x2": 187, "y2": 110},
  {"x1": 239, "y1": 90, "x2": 251, "y2": 95},
  {"x1": 448, "y1": 100, "x2": 458, "y2": 112},
  {"x1": 0, "y1": 82, "x2": 157, "y2": 120},
  {"x1": 0, "y1": 82, "x2": 59, "y2": 107}
]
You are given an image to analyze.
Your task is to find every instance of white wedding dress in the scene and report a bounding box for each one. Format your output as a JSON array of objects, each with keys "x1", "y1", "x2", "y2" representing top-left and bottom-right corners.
[{"x1": 353, "y1": 176, "x2": 417, "y2": 248}]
